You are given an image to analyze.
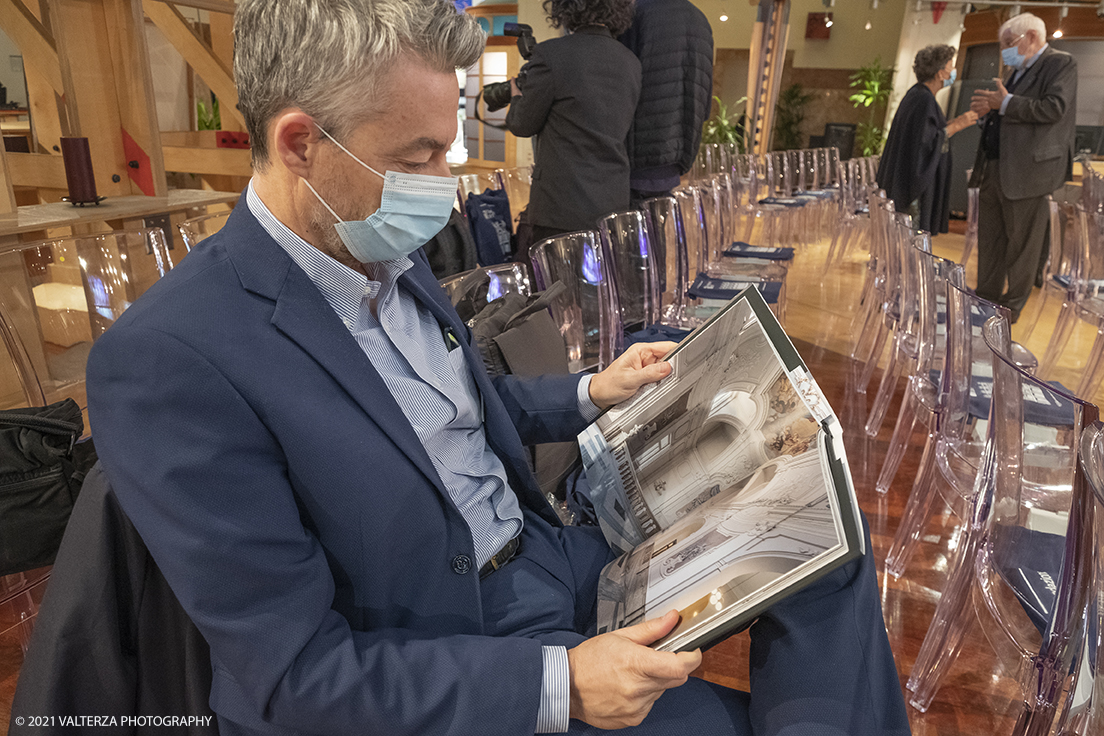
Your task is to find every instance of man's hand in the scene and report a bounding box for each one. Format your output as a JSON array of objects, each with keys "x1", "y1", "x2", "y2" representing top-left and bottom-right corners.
[
  {"x1": 588, "y1": 342, "x2": 677, "y2": 410},
  {"x1": 567, "y1": 610, "x2": 701, "y2": 729},
  {"x1": 971, "y1": 77, "x2": 1009, "y2": 115}
]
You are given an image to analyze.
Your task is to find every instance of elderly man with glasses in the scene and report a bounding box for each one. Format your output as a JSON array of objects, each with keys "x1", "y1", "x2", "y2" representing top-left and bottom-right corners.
[{"x1": 969, "y1": 12, "x2": 1078, "y2": 323}]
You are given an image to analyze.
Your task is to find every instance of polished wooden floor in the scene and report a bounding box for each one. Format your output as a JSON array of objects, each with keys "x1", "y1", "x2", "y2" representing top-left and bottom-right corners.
[
  {"x1": 694, "y1": 219, "x2": 1098, "y2": 734},
  {"x1": 0, "y1": 216, "x2": 1095, "y2": 734}
]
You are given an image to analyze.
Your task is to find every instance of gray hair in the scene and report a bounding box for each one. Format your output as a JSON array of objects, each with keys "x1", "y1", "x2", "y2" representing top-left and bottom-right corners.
[
  {"x1": 234, "y1": 0, "x2": 486, "y2": 170},
  {"x1": 999, "y1": 12, "x2": 1046, "y2": 44}
]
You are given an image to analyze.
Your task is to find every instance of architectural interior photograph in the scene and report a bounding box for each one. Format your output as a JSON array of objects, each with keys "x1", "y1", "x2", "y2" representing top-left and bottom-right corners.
[{"x1": 0, "y1": 0, "x2": 1103, "y2": 733}]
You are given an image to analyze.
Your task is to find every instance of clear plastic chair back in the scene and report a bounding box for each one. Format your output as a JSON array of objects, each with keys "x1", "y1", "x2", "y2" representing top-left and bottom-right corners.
[{"x1": 529, "y1": 231, "x2": 621, "y2": 372}]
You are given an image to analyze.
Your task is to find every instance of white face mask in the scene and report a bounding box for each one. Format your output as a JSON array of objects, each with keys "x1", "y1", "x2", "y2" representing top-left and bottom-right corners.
[{"x1": 303, "y1": 125, "x2": 458, "y2": 263}]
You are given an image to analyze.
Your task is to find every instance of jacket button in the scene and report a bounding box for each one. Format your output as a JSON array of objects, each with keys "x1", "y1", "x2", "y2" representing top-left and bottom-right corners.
[{"x1": 451, "y1": 554, "x2": 472, "y2": 575}]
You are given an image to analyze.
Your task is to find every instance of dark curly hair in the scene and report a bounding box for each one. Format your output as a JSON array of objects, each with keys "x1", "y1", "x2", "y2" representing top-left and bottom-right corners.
[
  {"x1": 542, "y1": 0, "x2": 636, "y2": 36},
  {"x1": 913, "y1": 44, "x2": 956, "y2": 83}
]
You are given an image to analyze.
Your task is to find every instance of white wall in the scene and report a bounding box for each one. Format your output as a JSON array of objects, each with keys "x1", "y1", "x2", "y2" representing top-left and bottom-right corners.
[{"x1": 886, "y1": 2, "x2": 965, "y2": 128}]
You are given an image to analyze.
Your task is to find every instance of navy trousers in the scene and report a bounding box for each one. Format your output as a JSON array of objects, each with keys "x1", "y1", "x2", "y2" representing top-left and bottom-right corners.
[{"x1": 480, "y1": 509, "x2": 912, "y2": 735}]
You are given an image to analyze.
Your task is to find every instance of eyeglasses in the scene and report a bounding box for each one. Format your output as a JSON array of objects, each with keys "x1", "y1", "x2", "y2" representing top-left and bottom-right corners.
[{"x1": 1001, "y1": 32, "x2": 1026, "y2": 49}]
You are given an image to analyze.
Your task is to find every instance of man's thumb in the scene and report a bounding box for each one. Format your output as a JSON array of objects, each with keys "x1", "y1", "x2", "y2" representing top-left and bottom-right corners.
[{"x1": 617, "y1": 610, "x2": 681, "y2": 646}]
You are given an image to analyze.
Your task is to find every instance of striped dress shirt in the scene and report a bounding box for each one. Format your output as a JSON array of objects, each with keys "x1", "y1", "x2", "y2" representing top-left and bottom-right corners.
[{"x1": 247, "y1": 182, "x2": 593, "y2": 733}]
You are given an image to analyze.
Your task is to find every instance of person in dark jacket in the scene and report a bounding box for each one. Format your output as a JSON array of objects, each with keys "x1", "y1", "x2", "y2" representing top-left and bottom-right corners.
[
  {"x1": 505, "y1": 0, "x2": 641, "y2": 243},
  {"x1": 876, "y1": 44, "x2": 977, "y2": 236},
  {"x1": 618, "y1": 0, "x2": 714, "y2": 204}
]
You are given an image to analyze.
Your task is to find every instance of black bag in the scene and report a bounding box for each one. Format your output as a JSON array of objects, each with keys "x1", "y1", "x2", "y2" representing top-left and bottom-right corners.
[
  {"x1": 423, "y1": 209, "x2": 479, "y2": 280},
  {"x1": 469, "y1": 281, "x2": 569, "y2": 378},
  {"x1": 0, "y1": 399, "x2": 92, "y2": 576}
]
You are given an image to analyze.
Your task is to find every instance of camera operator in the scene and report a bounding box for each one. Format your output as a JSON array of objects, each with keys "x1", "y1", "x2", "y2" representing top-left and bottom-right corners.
[{"x1": 504, "y1": 0, "x2": 642, "y2": 245}]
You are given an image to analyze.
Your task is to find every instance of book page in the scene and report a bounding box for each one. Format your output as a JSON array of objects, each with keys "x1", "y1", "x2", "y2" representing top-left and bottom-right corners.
[{"x1": 579, "y1": 298, "x2": 826, "y2": 554}]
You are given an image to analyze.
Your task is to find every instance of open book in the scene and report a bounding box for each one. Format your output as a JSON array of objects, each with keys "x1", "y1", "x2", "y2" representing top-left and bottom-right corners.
[{"x1": 578, "y1": 288, "x2": 864, "y2": 652}]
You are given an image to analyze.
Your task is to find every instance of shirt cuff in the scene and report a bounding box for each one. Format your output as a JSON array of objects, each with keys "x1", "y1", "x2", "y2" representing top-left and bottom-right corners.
[
  {"x1": 535, "y1": 645, "x2": 570, "y2": 733},
  {"x1": 999, "y1": 93, "x2": 1012, "y2": 115},
  {"x1": 576, "y1": 374, "x2": 602, "y2": 423}
]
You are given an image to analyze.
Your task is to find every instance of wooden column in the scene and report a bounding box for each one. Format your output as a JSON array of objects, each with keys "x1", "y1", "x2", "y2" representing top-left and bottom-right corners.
[
  {"x1": 50, "y1": 0, "x2": 167, "y2": 198},
  {"x1": 746, "y1": 0, "x2": 791, "y2": 156}
]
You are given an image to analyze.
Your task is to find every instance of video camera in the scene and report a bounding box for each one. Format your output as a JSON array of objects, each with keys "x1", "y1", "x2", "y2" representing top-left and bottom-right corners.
[{"x1": 482, "y1": 23, "x2": 536, "y2": 113}]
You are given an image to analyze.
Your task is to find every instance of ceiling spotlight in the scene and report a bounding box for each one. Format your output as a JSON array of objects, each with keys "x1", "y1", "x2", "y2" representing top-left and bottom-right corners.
[
  {"x1": 1053, "y1": 29, "x2": 1064, "y2": 38},
  {"x1": 865, "y1": 20, "x2": 872, "y2": 29},
  {"x1": 915, "y1": 0, "x2": 922, "y2": 11},
  {"x1": 720, "y1": 13, "x2": 728, "y2": 21},
  {"x1": 825, "y1": 17, "x2": 833, "y2": 27},
  {"x1": 871, "y1": 0, "x2": 879, "y2": 8},
  {"x1": 1011, "y1": 4, "x2": 1021, "y2": 15}
]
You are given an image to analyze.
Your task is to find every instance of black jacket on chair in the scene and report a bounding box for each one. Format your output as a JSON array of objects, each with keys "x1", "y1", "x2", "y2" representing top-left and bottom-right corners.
[
  {"x1": 9, "y1": 464, "x2": 216, "y2": 735},
  {"x1": 505, "y1": 26, "x2": 641, "y2": 233}
]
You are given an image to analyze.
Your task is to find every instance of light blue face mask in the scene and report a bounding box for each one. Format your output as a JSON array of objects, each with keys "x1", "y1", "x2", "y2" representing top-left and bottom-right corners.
[
  {"x1": 942, "y1": 68, "x2": 957, "y2": 88},
  {"x1": 303, "y1": 125, "x2": 458, "y2": 263},
  {"x1": 1001, "y1": 44, "x2": 1026, "y2": 70}
]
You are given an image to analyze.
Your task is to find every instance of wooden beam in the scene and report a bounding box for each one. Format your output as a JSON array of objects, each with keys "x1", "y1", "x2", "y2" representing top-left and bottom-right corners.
[
  {"x1": 206, "y1": 9, "x2": 242, "y2": 131},
  {"x1": 162, "y1": 146, "x2": 252, "y2": 177},
  {"x1": 0, "y1": 146, "x2": 17, "y2": 215},
  {"x1": 0, "y1": 0, "x2": 64, "y2": 96},
  {"x1": 150, "y1": 0, "x2": 235, "y2": 14},
  {"x1": 103, "y1": 0, "x2": 167, "y2": 196},
  {"x1": 6, "y1": 152, "x2": 68, "y2": 190},
  {"x1": 143, "y1": 0, "x2": 246, "y2": 129}
]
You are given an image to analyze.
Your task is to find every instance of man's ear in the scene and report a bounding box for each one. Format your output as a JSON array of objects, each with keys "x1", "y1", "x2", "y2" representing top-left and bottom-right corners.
[{"x1": 271, "y1": 110, "x2": 322, "y2": 179}]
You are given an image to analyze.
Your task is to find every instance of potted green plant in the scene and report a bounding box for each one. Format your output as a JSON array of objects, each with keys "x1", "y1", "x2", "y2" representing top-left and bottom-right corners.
[
  {"x1": 773, "y1": 84, "x2": 814, "y2": 151},
  {"x1": 701, "y1": 95, "x2": 747, "y2": 152},
  {"x1": 848, "y1": 58, "x2": 894, "y2": 156}
]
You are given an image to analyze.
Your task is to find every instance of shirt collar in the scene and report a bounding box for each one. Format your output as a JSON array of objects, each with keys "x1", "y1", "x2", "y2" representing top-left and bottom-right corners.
[{"x1": 245, "y1": 180, "x2": 412, "y2": 327}]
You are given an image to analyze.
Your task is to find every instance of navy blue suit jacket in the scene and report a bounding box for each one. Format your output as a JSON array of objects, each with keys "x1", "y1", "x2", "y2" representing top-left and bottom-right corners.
[{"x1": 86, "y1": 202, "x2": 591, "y2": 735}]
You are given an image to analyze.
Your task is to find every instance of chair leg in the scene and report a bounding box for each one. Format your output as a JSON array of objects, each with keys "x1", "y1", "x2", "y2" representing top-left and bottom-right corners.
[
  {"x1": 875, "y1": 383, "x2": 922, "y2": 494},
  {"x1": 865, "y1": 340, "x2": 905, "y2": 438},
  {"x1": 1076, "y1": 328, "x2": 1104, "y2": 399},
  {"x1": 884, "y1": 427, "x2": 941, "y2": 579},
  {"x1": 1039, "y1": 302, "x2": 1078, "y2": 376},
  {"x1": 1018, "y1": 286, "x2": 1051, "y2": 342},
  {"x1": 858, "y1": 319, "x2": 891, "y2": 393},
  {"x1": 905, "y1": 507, "x2": 981, "y2": 711}
]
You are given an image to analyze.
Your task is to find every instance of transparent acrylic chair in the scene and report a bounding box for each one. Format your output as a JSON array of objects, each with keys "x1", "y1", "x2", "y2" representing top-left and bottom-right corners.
[
  {"x1": 872, "y1": 244, "x2": 965, "y2": 496},
  {"x1": 824, "y1": 156, "x2": 872, "y2": 271},
  {"x1": 1049, "y1": 419, "x2": 1104, "y2": 735},
  {"x1": 597, "y1": 210, "x2": 661, "y2": 333},
  {"x1": 495, "y1": 165, "x2": 532, "y2": 230},
  {"x1": 0, "y1": 228, "x2": 174, "y2": 413},
  {"x1": 675, "y1": 183, "x2": 788, "y2": 325},
  {"x1": 1036, "y1": 208, "x2": 1104, "y2": 398},
  {"x1": 439, "y1": 262, "x2": 531, "y2": 322},
  {"x1": 179, "y1": 210, "x2": 232, "y2": 251},
  {"x1": 862, "y1": 226, "x2": 937, "y2": 438},
  {"x1": 1021, "y1": 199, "x2": 1081, "y2": 344},
  {"x1": 881, "y1": 281, "x2": 1005, "y2": 577},
  {"x1": 957, "y1": 186, "x2": 980, "y2": 271},
  {"x1": 530, "y1": 231, "x2": 622, "y2": 372},
  {"x1": 906, "y1": 316, "x2": 1099, "y2": 736},
  {"x1": 642, "y1": 195, "x2": 695, "y2": 329}
]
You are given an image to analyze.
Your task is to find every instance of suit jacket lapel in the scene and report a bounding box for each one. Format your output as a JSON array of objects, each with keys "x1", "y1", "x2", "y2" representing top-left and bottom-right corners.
[{"x1": 224, "y1": 205, "x2": 446, "y2": 495}]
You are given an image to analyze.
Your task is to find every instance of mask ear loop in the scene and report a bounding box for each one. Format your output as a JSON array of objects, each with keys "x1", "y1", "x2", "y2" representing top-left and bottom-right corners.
[
  {"x1": 303, "y1": 179, "x2": 343, "y2": 223},
  {"x1": 314, "y1": 123, "x2": 385, "y2": 180}
]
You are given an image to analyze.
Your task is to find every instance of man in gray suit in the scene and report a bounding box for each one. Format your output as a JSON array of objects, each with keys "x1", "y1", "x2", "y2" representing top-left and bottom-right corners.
[{"x1": 970, "y1": 12, "x2": 1077, "y2": 322}]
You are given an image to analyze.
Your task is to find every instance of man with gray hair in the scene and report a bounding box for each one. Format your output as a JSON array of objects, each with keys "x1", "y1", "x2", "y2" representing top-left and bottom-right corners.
[
  {"x1": 86, "y1": 1, "x2": 911, "y2": 734},
  {"x1": 970, "y1": 12, "x2": 1077, "y2": 322}
]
